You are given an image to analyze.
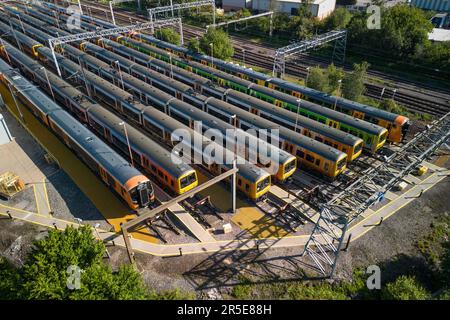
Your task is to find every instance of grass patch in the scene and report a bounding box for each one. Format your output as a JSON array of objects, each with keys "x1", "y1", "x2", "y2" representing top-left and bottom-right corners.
[{"x1": 417, "y1": 215, "x2": 450, "y2": 268}]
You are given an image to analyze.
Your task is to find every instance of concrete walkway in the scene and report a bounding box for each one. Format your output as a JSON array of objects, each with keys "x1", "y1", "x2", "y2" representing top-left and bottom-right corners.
[{"x1": 1, "y1": 167, "x2": 447, "y2": 257}]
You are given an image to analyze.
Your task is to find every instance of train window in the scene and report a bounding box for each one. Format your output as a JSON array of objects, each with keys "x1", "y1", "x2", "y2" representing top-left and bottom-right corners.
[
  {"x1": 315, "y1": 137, "x2": 323, "y2": 143},
  {"x1": 151, "y1": 164, "x2": 157, "y2": 172},
  {"x1": 324, "y1": 163, "x2": 329, "y2": 172},
  {"x1": 342, "y1": 148, "x2": 347, "y2": 154},
  {"x1": 170, "y1": 110, "x2": 190, "y2": 126},
  {"x1": 315, "y1": 159, "x2": 320, "y2": 167},
  {"x1": 245, "y1": 184, "x2": 250, "y2": 191},
  {"x1": 297, "y1": 150, "x2": 305, "y2": 158},
  {"x1": 170, "y1": 180, "x2": 174, "y2": 187},
  {"x1": 143, "y1": 119, "x2": 164, "y2": 137},
  {"x1": 164, "y1": 175, "x2": 168, "y2": 182},
  {"x1": 208, "y1": 108, "x2": 230, "y2": 122},
  {"x1": 238, "y1": 179, "x2": 242, "y2": 186},
  {"x1": 158, "y1": 170, "x2": 163, "y2": 177},
  {"x1": 334, "y1": 144, "x2": 338, "y2": 148},
  {"x1": 306, "y1": 154, "x2": 314, "y2": 163},
  {"x1": 318, "y1": 118, "x2": 326, "y2": 124}
]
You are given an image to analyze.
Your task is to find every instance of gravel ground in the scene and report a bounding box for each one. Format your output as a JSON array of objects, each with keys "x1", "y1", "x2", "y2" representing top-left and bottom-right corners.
[
  {"x1": 335, "y1": 156, "x2": 450, "y2": 290},
  {"x1": 0, "y1": 187, "x2": 37, "y2": 213},
  {"x1": 0, "y1": 218, "x2": 48, "y2": 267},
  {"x1": 46, "y1": 170, "x2": 111, "y2": 230}
]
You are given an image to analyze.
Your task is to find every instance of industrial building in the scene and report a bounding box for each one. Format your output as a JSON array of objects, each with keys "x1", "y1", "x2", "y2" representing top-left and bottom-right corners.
[
  {"x1": 411, "y1": 0, "x2": 450, "y2": 13},
  {"x1": 222, "y1": 0, "x2": 336, "y2": 19}
]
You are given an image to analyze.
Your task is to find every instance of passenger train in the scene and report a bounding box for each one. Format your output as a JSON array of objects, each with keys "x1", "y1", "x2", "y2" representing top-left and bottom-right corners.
[
  {"x1": 0, "y1": 29, "x2": 271, "y2": 200},
  {"x1": 1, "y1": 9, "x2": 355, "y2": 180},
  {"x1": 34, "y1": 1, "x2": 411, "y2": 143},
  {"x1": 0, "y1": 56, "x2": 154, "y2": 210},
  {"x1": 0, "y1": 13, "x2": 298, "y2": 183},
  {"x1": 10, "y1": 3, "x2": 390, "y2": 153}
]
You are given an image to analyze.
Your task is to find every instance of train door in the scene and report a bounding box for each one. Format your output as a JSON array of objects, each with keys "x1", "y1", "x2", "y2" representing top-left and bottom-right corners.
[
  {"x1": 352, "y1": 111, "x2": 365, "y2": 119},
  {"x1": 99, "y1": 166, "x2": 109, "y2": 185},
  {"x1": 104, "y1": 127, "x2": 112, "y2": 143},
  {"x1": 275, "y1": 100, "x2": 283, "y2": 108},
  {"x1": 327, "y1": 120, "x2": 339, "y2": 129},
  {"x1": 250, "y1": 108, "x2": 258, "y2": 115},
  {"x1": 137, "y1": 183, "x2": 150, "y2": 207},
  {"x1": 292, "y1": 91, "x2": 301, "y2": 98},
  {"x1": 378, "y1": 119, "x2": 390, "y2": 130}
]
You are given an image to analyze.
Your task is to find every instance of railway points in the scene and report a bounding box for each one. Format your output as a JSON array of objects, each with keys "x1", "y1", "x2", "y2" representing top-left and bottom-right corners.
[{"x1": 0, "y1": 1, "x2": 448, "y2": 302}]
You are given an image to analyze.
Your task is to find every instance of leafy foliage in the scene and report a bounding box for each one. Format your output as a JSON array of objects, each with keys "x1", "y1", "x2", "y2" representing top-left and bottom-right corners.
[
  {"x1": 342, "y1": 62, "x2": 369, "y2": 101},
  {"x1": 381, "y1": 276, "x2": 430, "y2": 300},
  {"x1": 187, "y1": 37, "x2": 201, "y2": 53},
  {"x1": 155, "y1": 28, "x2": 181, "y2": 45},
  {"x1": 324, "y1": 7, "x2": 352, "y2": 30},
  {"x1": 0, "y1": 226, "x2": 193, "y2": 300},
  {"x1": 306, "y1": 67, "x2": 329, "y2": 92},
  {"x1": 306, "y1": 64, "x2": 344, "y2": 94},
  {"x1": 199, "y1": 28, "x2": 234, "y2": 60}
]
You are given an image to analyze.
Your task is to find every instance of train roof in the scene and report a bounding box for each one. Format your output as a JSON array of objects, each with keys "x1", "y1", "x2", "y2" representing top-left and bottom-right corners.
[
  {"x1": 49, "y1": 110, "x2": 142, "y2": 186},
  {"x1": 141, "y1": 105, "x2": 270, "y2": 182},
  {"x1": 150, "y1": 59, "x2": 211, "y2": 86},
  {"x1": 250, "y1": 84, "x2": 386, "y2": 135},
  {"x1": 267, "y1": 78, "x2": 401, "y2": 123},
  {"x1": 87, "y1": 107, "x2": 194, "y2": 178},
  {"x1": 212, "y1": 58, "x2": 272, "y2": 81},
  {"x1": 0, "y1": 64, "x2": 60, "y2": 117},
  {"x1": 226, "y1": 90, "x2": 362, "y2": 147},
  {"x1": 206, "y1": 98, "x2": 346, "y2": 161}
]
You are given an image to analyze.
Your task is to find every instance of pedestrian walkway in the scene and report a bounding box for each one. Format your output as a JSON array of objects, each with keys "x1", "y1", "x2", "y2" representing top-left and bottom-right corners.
[
  {"x1": 169, "y1": 202, "x2": 215, "y2": 242},
  {"x1": 2, "y1": 167, "x2": 446, "y2": 257},
  {"x1": 269, "y1": 185, "x2": 320, "y2": 223}
]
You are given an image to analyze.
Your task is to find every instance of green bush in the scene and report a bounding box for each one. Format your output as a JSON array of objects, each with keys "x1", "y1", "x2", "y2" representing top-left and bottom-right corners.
[{"x1": 381, "y1": 276, "x2": 430, "y2": 300}]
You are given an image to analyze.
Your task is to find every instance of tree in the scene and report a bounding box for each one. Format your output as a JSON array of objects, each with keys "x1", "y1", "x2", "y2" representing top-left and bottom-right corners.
[
  {"x1": 324, "y1": 7, "x2": 353, "y2": 31},
  {"x1": 381, "y1": 276, "x2": 430, "y2": 300},
  {"x1": 379, "y1": 99, "x2": 404, "y2": 114},
  {"x1": 347, "y1": 4, "x2": 433, "y2": 60},
  {"x1": 200, "y1": 28, "x2": 234, "y2": 60},
  {"x1": 0, "y1": 227, "x2": 196, "y2": 300},
  {"x1": 306, "y1": 67, "x2": 329, "y2": 92},
  {"x1": 155, "y1": 28, "x2": 181, "y2": 45},
  {"x1": 326, "y1": 64, "x2": 345, "y2": 94},
  {"x1": 187, "y1": 37, "x2": 201, "y2": 53},
  {"x1": 342, "y1": 62, "x2": 369, "y2": 101}
]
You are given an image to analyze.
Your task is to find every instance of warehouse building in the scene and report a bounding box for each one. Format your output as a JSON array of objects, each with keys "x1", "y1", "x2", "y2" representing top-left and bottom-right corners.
[
  {"x1": 410, "y1": 0, "x2": 450, "y2": 13},
  {"x1": 222, "y1": 0, "x2": 336, "y2": 19}
]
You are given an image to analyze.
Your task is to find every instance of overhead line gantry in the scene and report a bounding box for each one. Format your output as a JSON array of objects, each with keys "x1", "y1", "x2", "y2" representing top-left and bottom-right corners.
[
  {"x1": 303, "y1": 112, "x2": 450, "y2": 278},
  {"x1": 273, "y1": 29, "x2": 347, "y2": 78}
]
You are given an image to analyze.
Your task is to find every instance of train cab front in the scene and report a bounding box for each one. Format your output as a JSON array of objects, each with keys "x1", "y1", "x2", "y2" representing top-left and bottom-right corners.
[
  {"x1": 127, "y1": 177, "x2": 155, "y2": 209},
  {"x1": 389, "y1": 115, "x2": 410, "y2": 143},
  {"x1": 178, "y1": 170, "x2": 199, "y2": 194}
]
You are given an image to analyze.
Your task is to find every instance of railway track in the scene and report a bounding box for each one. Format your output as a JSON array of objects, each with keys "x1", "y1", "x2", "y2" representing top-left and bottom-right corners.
[{"x1": 73, "y1": 1, "x2": 450, "y2": 117}]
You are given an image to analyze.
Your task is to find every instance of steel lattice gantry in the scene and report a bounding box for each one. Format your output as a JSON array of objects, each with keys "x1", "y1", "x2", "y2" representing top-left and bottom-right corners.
[
  {"x1": 206, "y1": 11, "x2": 274, "y2": 36},
  {"x1": 303, "y1": 112, "x2": 450, "y2": 277},
  {"x1": 48, "y1": 18, "x2": 181, "y2": 76},
  {"x1": 273, "y1": 30, "x2": 347, "y2": 78},
  {"x1": 148, "y1": 0, "x2": 216, "y2": 29}
]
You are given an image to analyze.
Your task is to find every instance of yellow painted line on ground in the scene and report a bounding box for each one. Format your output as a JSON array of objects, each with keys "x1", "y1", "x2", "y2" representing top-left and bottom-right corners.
[
  {"x1": 349, "y1": 172, "x2": 444, "y2": 242},
  {"x1": 0, "y1": 202, "x2": 38, "y2": 214},
  {"x1": 42, "y1": 177, "x2": 51, "y2": 213},
  {"x1": 32, "y1": 184, "x2": 40, "y2": 214}
]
